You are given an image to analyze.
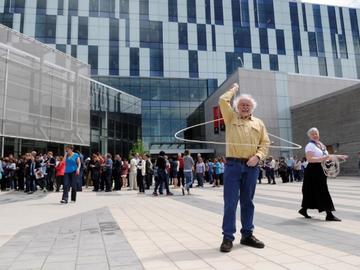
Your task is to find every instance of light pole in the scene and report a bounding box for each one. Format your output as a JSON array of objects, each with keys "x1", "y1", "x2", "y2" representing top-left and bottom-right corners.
[{"x1": 237, "y1": 56, "x2": 244, "y2": 67}]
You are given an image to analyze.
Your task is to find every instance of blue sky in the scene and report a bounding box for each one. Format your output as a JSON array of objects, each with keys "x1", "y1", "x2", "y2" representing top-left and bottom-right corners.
[{"x1": 301, "y1": 0, "x2": 360, "y2": 8}]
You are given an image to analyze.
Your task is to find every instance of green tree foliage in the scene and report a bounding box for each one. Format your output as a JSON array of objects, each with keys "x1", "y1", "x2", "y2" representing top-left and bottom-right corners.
[{"x1": 130, "y1": 139, "x2": 147, "y2": 157}]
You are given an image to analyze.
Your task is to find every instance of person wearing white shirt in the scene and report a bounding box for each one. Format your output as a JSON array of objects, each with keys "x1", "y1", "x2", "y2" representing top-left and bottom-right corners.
[
  {"x1": 129, "y1": 154, "x2": 138, "y2": 190},
  {"x1": 299, "y1": 127, "x2": 347, "y2": 221}
]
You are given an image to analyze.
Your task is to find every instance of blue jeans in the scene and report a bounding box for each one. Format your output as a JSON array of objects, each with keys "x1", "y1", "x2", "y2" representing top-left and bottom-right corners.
[
  {"x1": 62, "y1": 172, "x2": 77, "y2": 202},
  {"x1": 222, "y1": 160, "x2": 259, "y2": 240},
  {"x1": 184, "y1": 171, "x2": 192, "y2": 190}
]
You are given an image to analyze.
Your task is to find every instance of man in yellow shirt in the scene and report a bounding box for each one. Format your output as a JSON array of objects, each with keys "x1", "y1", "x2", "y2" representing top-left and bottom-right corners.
[{"x1": 219, "y1": 83, "x2": 270, "y2": 252}]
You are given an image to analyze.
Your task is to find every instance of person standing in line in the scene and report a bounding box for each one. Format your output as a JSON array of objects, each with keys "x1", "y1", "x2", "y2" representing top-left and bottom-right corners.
[
  {"x1": 219, "y1": 83, "x2": 270, "y2": 252},
  {"x1": 195, "y1": 157, "x2": 205, "y2": 188},
  {"x1": 182, "y1": 150, "x2": 194, "y2": 195},
  {"x1": 208, "y1": 159, "x2": 214, "y2": 185},
  {"x1": 293, "y1": 157, "x2": 302, "y2": 181},
  {"x1": 177, "y1": 153, "x2": 185, "y2": 188},
  {"x1": 144, "y1": 154, "x2": 153, "y2": 189},
  {"x1": 89, "y1": 154, "x2": 101, "y2": 192},
  {"x1": 129, "y1": 153, "x2": 138, "y2": 190},
  {"x1": 45, "y1": 151, "x2": 56, "y2": 191},
  {"x1": 153, "y1": 151, "x2": 173, "y2": 196},
  {"x1": 25, "y1": 153, "x2": 36, "y2": 194},
  {"x1": 298, "y1": 127, "x2": 347, "y2": 221},
  {"x1": 113, "y1": 155, "x2": 122, "y2": 191},
  {"x1": 136, "y1": 155, "x2": 146, "y2": 194},
  {"x1": 121, "y1": 159, "x2": 129, "y2": 189},
  {"x1": 286, "y1": 156, "x2": 295, "y2": 182},
  {"x1": 16, "y1": 155, "x2": 26, "y2": 191},
  {"x1": 104, "y1": 153, "x2": 113, "y2": 192},
  {"x1": 55, "y1": 156, "x2": 65, "y2": 192},
  {"x1": 278, "y1": 158, "x2": 288, "y2": 183},
  {"x1": 213, "y1": 158, "x2": 221, "y2": 187},
  {"x1": 60, "y1": 145, "x2": 81, "y2": 204},
  {"x1": 264, "y1": 156, "x2": 276, "y2": 185}
]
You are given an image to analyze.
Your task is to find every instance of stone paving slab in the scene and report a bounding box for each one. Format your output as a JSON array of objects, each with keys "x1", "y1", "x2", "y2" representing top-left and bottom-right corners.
[
  {"x1": 0, "y1": 177, "x2": 359, "y2": 269},
  {"x1": 0, "y1": 207, "x2": 143, "y2": 270}
]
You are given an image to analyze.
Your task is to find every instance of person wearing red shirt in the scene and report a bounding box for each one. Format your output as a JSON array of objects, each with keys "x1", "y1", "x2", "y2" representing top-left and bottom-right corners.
[{"x1": 55, "y1": 156, "x2": 65, "y2": 192}]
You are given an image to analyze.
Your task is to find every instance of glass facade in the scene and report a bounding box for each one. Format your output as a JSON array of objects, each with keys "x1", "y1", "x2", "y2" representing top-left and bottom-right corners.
[
  {"x1": 92, "y1": 76, "x2": 217, "y2": 149},
  {"x1": 89, "y1": 81, "x2": 141, "y2": 156},
  {"x1": 0, "y1": 24, "x2": 140, "y2": 157},
  {"x1": 0, "y1": 25, "x2": 90, "y2": 149}
]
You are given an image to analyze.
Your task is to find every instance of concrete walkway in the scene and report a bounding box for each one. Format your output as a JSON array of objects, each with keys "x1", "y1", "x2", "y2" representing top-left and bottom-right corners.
[{"x1": 0, "y1": 177, "x2": 359, "y2": 270}]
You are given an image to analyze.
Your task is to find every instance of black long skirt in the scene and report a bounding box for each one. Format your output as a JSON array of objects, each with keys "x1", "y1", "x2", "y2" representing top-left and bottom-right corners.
[{"x1": 301, "y1": 163, "x2": 335, "y2": 212}]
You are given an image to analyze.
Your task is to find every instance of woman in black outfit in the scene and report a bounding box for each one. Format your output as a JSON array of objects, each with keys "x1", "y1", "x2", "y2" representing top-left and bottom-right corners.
[
  {"x1": 299, "y1": 127, "x2": 347, "y2": 221},
  {"x1": 89, "y1": 154, "x2": 101, "y2": 192}
]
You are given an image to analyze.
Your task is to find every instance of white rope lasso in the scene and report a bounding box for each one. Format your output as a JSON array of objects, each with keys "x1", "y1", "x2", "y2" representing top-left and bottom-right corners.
[
  {"x1": 321, "y1": 156, "x2": 344, "y2": 178},
  {"x1": 174, "y1": 118, "x2": 302, "y2": 150}
]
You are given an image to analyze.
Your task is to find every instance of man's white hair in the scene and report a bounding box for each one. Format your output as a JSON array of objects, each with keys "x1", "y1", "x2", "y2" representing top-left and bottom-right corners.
[
  {"x1": 307, "y1": 127, "x2": 319, "y2": 137},
  {"x1": 233, "y1": 94, "x2": 257, "y2": 113}
]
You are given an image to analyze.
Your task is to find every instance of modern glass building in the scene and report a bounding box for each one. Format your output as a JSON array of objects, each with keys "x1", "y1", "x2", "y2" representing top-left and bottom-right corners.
[
  {"x1": 1, "y1": 0, "x2": 360, "y2": 150},
  {"x1": 0, "y1": 24, "x2": 141, "y2": 157}
]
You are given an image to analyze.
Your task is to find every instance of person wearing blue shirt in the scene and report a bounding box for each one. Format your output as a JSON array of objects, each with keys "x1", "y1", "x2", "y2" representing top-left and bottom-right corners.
[{"x1": 60, "y1": 145, "x2": 81, "y2": 204}]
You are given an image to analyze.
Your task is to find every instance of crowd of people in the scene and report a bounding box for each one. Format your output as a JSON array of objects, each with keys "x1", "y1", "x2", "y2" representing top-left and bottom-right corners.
[
  {"x1": 0, "y1": 148, "x2": 307, "y2": 196},
  {"x1": 258, "y1": 156, "x2": 308, "y2": 184}
]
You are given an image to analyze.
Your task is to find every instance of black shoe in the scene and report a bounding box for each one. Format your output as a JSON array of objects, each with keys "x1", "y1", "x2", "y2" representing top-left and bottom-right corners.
[
  {"x1": 166, "y1": 192, "x2": 173, "y2": 196},
  {"x1": 298, "y1": 208, "x2": 311, "y2": 219},
  {"x1": 152, "y1": 192, "x2": 158, "y2": 196},
  {"x1": 220, "y1": 239, "x2": 233, "y2": 252},
  {"x1": 60, "y1": 200, "x2": 68, "y2": 204},
  {"x1": 181, "y1": 187, "x2": 185, "y2": 196},
  {"x1": 326, "y1": 214, "x2": 341, "y2": 221},
  {"x1": 240, "y1": 235, "x2": 265, "y2": 249}
]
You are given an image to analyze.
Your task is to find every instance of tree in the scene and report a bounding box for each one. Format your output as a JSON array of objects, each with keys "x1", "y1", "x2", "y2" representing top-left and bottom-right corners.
[{"x1": 130, "y1": 139, "x2": 147, "y2": 157}]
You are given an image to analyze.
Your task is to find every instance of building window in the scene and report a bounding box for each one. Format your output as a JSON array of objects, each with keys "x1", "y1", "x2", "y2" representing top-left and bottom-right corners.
[
  {"x1": 302, "y1": 3, "x2": 307, "y2": 31},
  {"x1": 150, "y1": 48, "x2": 164, "y2": 77},
  {"x1": 78, "y1": 17, "x2": 88, "y2": 45},
  {"x1": 178, "y1": 23, "x2": 188, "y2": 50},
  {"x1": 259, "y1": 28, "x2": 269, "y2": 54},
  {"x1": 211, "y1": 25, "x2": 216, "y2": 51},
  {"x1": 89, "y1": 0, "x2": 99, "y2": 16},
  {"x1": 339, "y1": 8, "x2": 348, "y2": 58},
  {"x1": 189, "y1": 50, "x2": 198, "y2": 78},
  {"x1": 205, "y1": 0, "x2": 211, "y2": 24},
  {"x1": 35, "y1": 15, "x2": 57, "y2": 44},
  {"x1": 308, "y1": 32, "x2": 317, "y2": 56},
  {"x1": 130, "y1": 48, "x2": 139, "y2": 76},
  {"x1": 269, "y1": 54, "x2": 278, "y2": 71},
  {"x1": 276, "y1": 29, "x2": 285, "y2": 55},
  {"x1": 187, "y1": 0, "x2": 196, "y2": 23},
  {"x1": 197, "y1": 24, "x2": 207, "y2": 51},
  {"x1": 289, "y1": 2, "x2": 302, "y2": 56},
  {"x1": 256, "y1": 0, "x2": 275, "y2": 28},
  {"x1": 89, "y1": 46, "x2": 98, "y2": 75},
  {"x1": 214, "y1": 0, "x2": 224, "y2": 25},
  {"x1": 233, "y1": 26, "x2": 252, "y2": 53},
  {"x1": 57, "y1": 0, "x2": 64, "y2": 15},
  {"x1": 56, "y1": 44, "x2": 66, "y2": 53},
  {"x1": 252, "y1": 53, "x2": 261, "y2": 69},
  {"x1": 71, "y1": 45, "x2": 77, "y2": 58},
  {"x1": 120, "y1": 0, "x2": 129, "y2": 18},
  {"x1": 168, "y1": 0, "x2": 177, "y2": 22},
  {"x1": 68, "y1": 0, "x2": 78, "y2": 16}
]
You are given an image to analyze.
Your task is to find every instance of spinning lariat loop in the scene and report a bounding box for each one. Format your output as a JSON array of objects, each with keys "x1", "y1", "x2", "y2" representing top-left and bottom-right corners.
[
  {"x1": 321, "y1": 156, "x2": 344, "y2": 178},
  {"x1": 174, "y1": 118, "x2": 302, "y2": 150}
]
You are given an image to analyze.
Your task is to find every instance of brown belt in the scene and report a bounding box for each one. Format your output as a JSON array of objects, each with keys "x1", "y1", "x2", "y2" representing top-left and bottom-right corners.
[{"x1": 226, "y1": 157, "x2": 248, "y2": 163}]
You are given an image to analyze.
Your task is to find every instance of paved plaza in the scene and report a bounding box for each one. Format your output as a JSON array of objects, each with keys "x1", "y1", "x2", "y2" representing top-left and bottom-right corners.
[{"x1": 0, "y1": 177, "x2": 359, "y2": 270}]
